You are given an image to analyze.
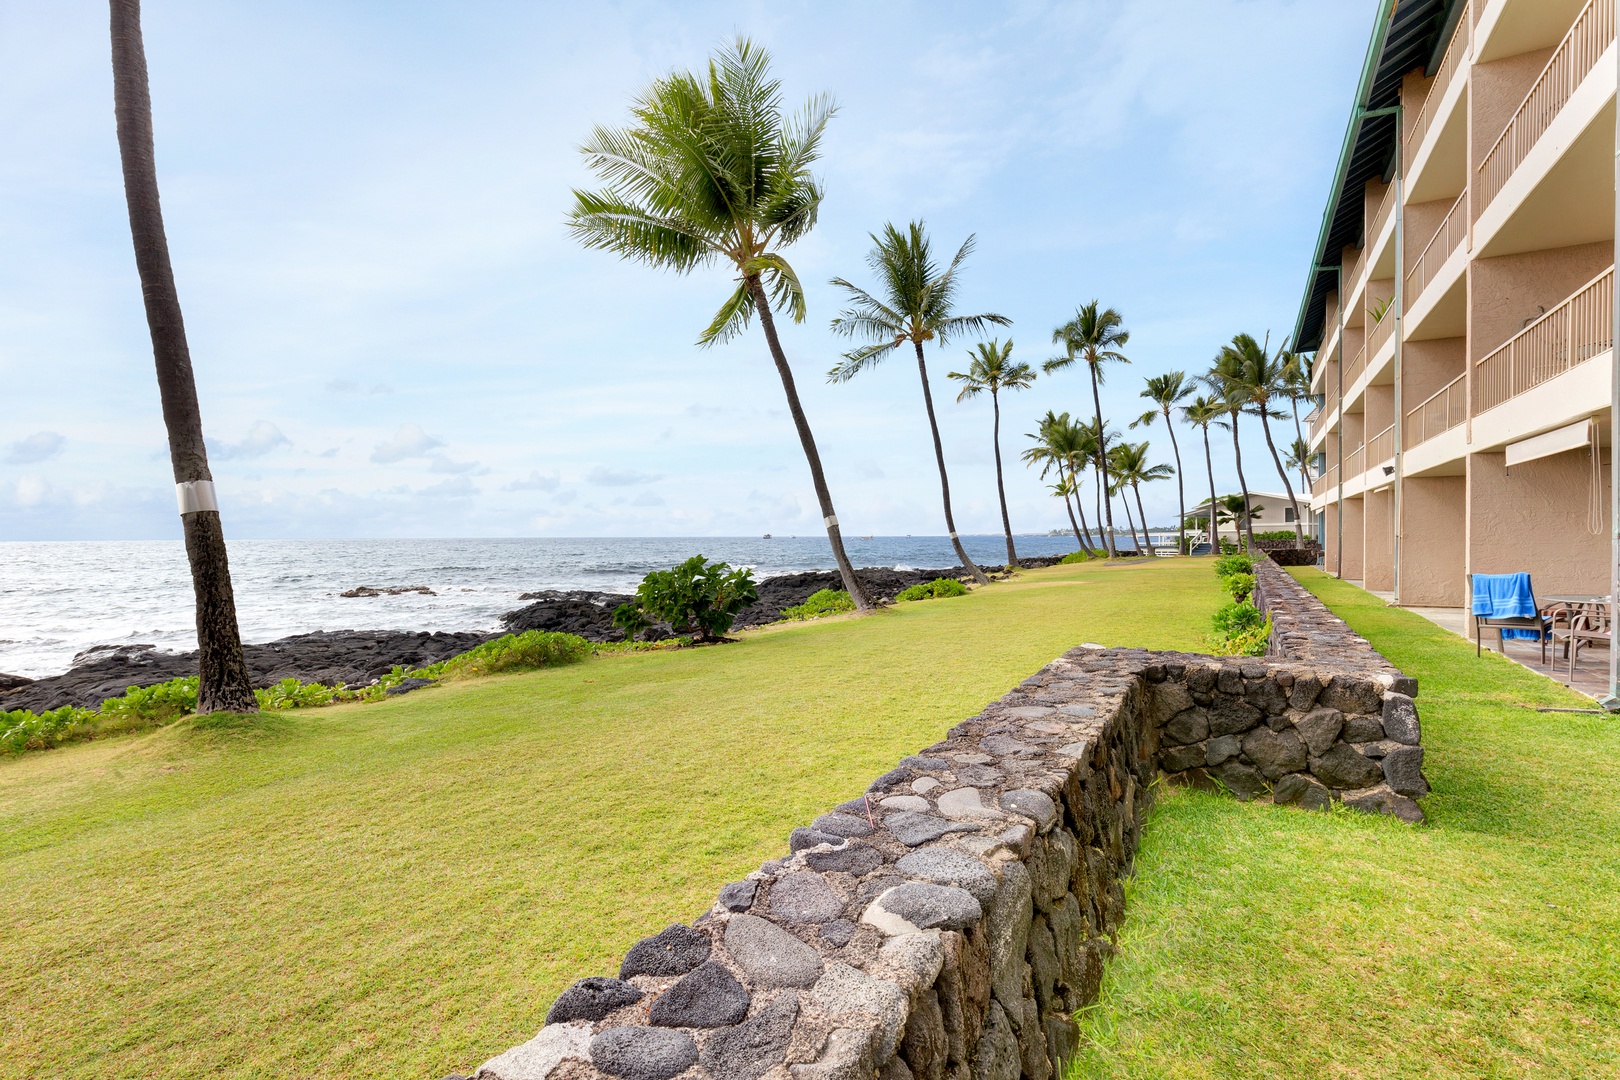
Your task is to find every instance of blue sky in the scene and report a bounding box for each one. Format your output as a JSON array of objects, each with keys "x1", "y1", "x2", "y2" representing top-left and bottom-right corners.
[{"x1": 0, "y1": 0, "x2": 1370, "y2": 540}]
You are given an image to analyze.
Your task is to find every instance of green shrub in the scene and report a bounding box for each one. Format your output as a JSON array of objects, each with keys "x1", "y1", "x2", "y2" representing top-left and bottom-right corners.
[
  {"x1": 1060, "y1": 551, "x2": 1092, "y2": 564},
  {"x1": 255, "y1": 678, "x2": 339, "y2": 710},
  {"x1": 615, "y1": 555, "x2": 758, "y2": 642},
  {"x1": 439, "y1": 631, "x2": 592, "y2": 677},
  {"x1": 1212, "y1": 601, "x2": 1264, "y2": 636},
  {"x1": 611, "y1": 602, "x2": 655, "y2": 642},
  {"x1": 1210, "y1": 600, "x2": 1271, "y2": 656},
  {"x1": 99, "y1": 676, "x2": 198, "y2": 723},
  {"x1": 896, "y1": 577, "x2": 969, "y2": 602},
  {"x1": 781, "y1": 589, "x2": 855, "y2": 621},
  {"x1": 1212, "y1": 552, "x2": 1254, "y2": 578},
  {"x1": 1219, "y1": 571, "x2": 1255, "y2": 603},
  {"x1": 0, "y1": 705, "x2": 98, "y2": 755},
  {"x1": 1255, "y1": 530, "x2": 1300, "y2": 541}
]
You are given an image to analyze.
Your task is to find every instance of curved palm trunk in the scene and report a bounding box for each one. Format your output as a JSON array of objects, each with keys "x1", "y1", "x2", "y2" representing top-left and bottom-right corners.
[
  {"x1": 1094, "y1": 476, "x2": 1104, "y2": 553},
  {"x1": 111, "y1": 0, "x2": 255, "y2": 714},
  {"x1": 1066, "y1": 463, "x2": 1097, "y2": 555},
  {"x1": 1289, "y1": 396, "x2": 1312, "y2": 542},
  {"x1": 1163, "y1": 409, "x2": 1187, "y2": 555},
  {"x1": 1259, "y1": 406, "x2": 1305, "y2": 547},
  {"x1": 990, "y1": 389, "x2": 1017, "y2": 567},
  {"x1": 1119, "y1": 490, "x2": 1140, "y2": 556},
  {"x1": 1228, "y1": 410, "x2": 1255, "y2": 551},
  {"x1": 912, "y1": 340, "x2": 989, "y2": 584},
  {"x1": 1086, "y1": 361, "x2": 1118, "y2": 557},
  {"x1": 746, "y1": 277, "x2": 874, "y2": 609},
  {"x1": 1057, "y1": 468, "x2": 1085, "y2": 550},
  {"x1": 1132, "y1": 481, "x2": 1153, "y2": 556},
  {"x1": 1201, "y1": 424, "x2": 1219, "y2": 553}
]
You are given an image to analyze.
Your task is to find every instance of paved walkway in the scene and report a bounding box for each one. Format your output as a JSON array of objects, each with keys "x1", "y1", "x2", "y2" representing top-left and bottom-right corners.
[{"x1": 1356, "y1": 586, "x2": 1610, "y2": 698}]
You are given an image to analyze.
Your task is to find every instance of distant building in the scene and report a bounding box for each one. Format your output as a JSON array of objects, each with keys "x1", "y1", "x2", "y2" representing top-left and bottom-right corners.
[
  {"x1": 1293, "y1": 0, "x2": 1612, "y2": 603},
  {"x1": 1187, "y1": 493, "x2": 1308, "y2": 547}
]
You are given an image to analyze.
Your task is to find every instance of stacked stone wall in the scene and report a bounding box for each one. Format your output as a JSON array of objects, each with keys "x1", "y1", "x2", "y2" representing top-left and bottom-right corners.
[{"x1": 462, "y1": 559, "x2": 1424, "y2": 1080}]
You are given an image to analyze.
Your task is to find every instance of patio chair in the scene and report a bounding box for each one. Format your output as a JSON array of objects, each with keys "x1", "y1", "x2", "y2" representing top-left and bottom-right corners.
[
  {"x1": 1566, "y1": 606, "x2": 1612, "y2": 681},
  {"x1": 1468, "y1": 572, "x2": 1551, "y2": 660}
]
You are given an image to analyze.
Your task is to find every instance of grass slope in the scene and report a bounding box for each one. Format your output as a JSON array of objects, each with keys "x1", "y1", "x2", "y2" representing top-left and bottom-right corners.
[
  {"x1": 1073, "y1": 568, "x2": 1620, "y2": 1079},
  {"x1": 0, "y1": 559, "x2": 1221, "y2": 1080}
]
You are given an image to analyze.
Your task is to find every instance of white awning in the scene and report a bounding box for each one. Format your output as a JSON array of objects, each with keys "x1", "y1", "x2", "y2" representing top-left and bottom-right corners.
[{"x1": 1505, "y1": 419, "x2": 1593, "y2": 468}]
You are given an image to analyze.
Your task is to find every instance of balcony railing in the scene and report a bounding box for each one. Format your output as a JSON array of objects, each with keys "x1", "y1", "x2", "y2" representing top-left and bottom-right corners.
[
  {"x1": 1474, "y1": 266, "x2": 1614, "y2": 414},
  {"x1": 1367, "y1": 424, "x2": 1396, "y2": 471},
  {"x1": 1312, "y1": 464, "x2": 1339, "y2": 498},
  {"x1": 1368, "y1": 184, "x2": 1396, "y2": 250},
  {"x1": 1404, "y1": 372, "x2": 1466, "y2": 448},
  {"x1": 1477, "y1": 0, "x2": 1614, "y2": 212},
  {"x1": 1367, "y1": 302, "x2": 1395, "y2": 362},
  {"x1": 1407, "y1": 3, "x2": 1469, "y2": 159},
  {"x1": 1344, "y1": 342, "x2": 1368, "y2": 393},
  {"x1": 1405, "y1": 189, "x2": 1467, "y2": 305}
]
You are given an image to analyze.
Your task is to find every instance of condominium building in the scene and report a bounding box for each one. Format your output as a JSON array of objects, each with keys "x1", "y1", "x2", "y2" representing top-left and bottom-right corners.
[{"x1": 1295, "y1": 0, "x2": 1615, "y2": 607}]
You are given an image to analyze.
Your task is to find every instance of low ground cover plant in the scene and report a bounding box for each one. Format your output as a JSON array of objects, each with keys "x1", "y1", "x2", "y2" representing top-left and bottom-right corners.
[
  {"x1": 896, "y1": 577, "x2": 969, "y2": 602},
  {"x1": 780, "y1": 589, "x2": 855, "y2": 621},
  {"x1": 437, "y1": 631, "x2": 591, "y2": 677},
  {"x1": 613, "y1": 555, "x2": 758, "y2": 643},
  {"x1": 1060, "y1": 551, "x2": 1094, "y2": 564}
]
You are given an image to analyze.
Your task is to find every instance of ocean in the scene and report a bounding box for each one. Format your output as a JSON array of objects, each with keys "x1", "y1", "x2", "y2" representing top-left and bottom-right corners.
[{"x1": 0, "y1": 534, "x2": 1099, "y2": 679}]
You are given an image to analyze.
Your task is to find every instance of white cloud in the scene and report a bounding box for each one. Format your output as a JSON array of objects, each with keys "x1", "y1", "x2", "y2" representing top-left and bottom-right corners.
[
  {"x1": 5, "y1": 431, "x2": 65, "y2": 465},
  {"x1": 420, "y1": 474, "x2": 478, "y2": 497},
  {"x1": 587, "y1": 465, "x2": 663, "y2": 486},
  {"x1": 213, "y1": 420, "x2": 291, "y2": 460},
  {"x1": 631, "y1": 491, "x2": 664, "y2": 507},
  {"x1": 13, "y1": 475, "x2": 50, "y2": 506},
  {"x1": 428, "y1": 454, "x2": 481, "y2": 474},
  {"x1": 371, "y1": 423, "x2": 443, "y2": 464},
  {"x1": 505, "y1": 470, "x2": 561, "y2": 491}
]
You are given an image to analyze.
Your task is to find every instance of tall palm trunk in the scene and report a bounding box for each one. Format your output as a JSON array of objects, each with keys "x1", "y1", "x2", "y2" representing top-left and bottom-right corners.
[
  {"x1": 1163, "y1": 411, "x2": 1187, "y2": 555},
  {"x1": 1086, "y1": 361, "x2": 1118, "y2": 557},
  {"x1": 1289, "y1": 395, "x2": 1311, "y2": 542},
  {"x1": 990, "y1": 388, "x2": 1017, "y2": 568},
  {"x1": 1094, "y1": 473, "x2": 1104, "y2": 552},
  {"x1": 913, "y1": 340, "x2": 990, "y2": 584},
  {"x1": 1119, "y1": 489, "x2": 1140, "y2": 556},
  {"x1": 1057, "y1": 469, "x2": 1085, "y2": 551},
  {"x1": 111, "y1": 0, "x2": 255, "y2": 714},
  {"x1": 1066, "y1": 462, "x2": 1097, "y2": 555},
  {"x1": 1228, "y1": 409, "x2": 1255, "y2": 551},
  {"x1": 1132, "y1": 481, "x2": 1153, "y2": 556},
  {"x1": 1201, "y1": 424, "x2": 1219, "y2": 552},
  {"x1": 1257, "y1": 405, "x2": 1304, "y2": 548},
  {"x1": 747, "y1": 277, "x2": 874, "y2": 608}
]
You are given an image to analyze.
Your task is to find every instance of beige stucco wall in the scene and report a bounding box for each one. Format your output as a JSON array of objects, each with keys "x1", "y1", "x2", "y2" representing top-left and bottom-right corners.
[
  {"x1": 1470, "y1": 241, "x2": 1614, "y2": 358},
  {"x1": 1364, "y1": 487, "x2": 1395, "y2": 591},
  {"x1": 1325, "y1": 494, "x2": 1365, "y2": 580},
  {"x1": 1404, "y1": 337, "x2": 1467, "y2": 405},
  {"x1": 1400, "y1": 475, "x2": 1467, "y2": 605},
  {"x1": 1466, "y1": 448, "x2": 1611, "y2": 598},
  {"x1": 1470, "y1": 46, "x2": 1556, "y2": 220}
]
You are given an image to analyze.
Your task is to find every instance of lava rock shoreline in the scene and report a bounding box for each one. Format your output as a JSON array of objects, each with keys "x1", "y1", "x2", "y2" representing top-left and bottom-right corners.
[{"x1": 2, "y1": 558, "x2": 1070, "y2": 715}]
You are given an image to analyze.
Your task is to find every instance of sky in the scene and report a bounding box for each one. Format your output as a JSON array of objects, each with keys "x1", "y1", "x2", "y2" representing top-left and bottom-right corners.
[{"x1": 0, "y1": 0, "x2": 1373, "y2": 541}]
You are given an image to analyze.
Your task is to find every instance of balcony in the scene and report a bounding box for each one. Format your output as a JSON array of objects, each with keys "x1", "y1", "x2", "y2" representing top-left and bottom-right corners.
[
  {"x1": 1368, "y1": 184, "x2": 1396, "y2": 253},
  {"x1": 1404, "y1": 190, "x2": 1468, "y2": 306},
  {"x1": 1404, "y1": 372, "x2": 1467, "y2": 448},
  {"x1": 1474, "y1": 266, "x2": 1613, "y2": 413},
  {"x1": 1406, "y1": 3, "x2": 1470, "y2": 161},
  {"x1": 1343, "y1": 342, "x2": 1368, "y2": 397},
  {"x1": 1366, "y1": 303, "x2": 1396, "y2": 366},
  {"x1": 1311, "y1": 464, "x2": 1339, "y2": 498},
  {"x1": 1367, "y1": 424, "x2": 1396, "y2": 472},
  {"x1": 1476, "y1": 0, "x2": 1614, "y2": 213},
  {"x1": 1345, "y1": 443, "x2": 1366, "y2": 480}
]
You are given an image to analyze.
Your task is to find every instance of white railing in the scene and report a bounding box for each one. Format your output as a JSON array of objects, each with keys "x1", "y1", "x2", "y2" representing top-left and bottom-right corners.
[
  {"x1": 1345, "y1": 443, "x2": 1366, "y2": 480},
  {"x1": 1344, "y1": 341, "x2": 1368, "y2": 393},
  {"x1": 1405, "y1": 189, "x2": 1467, "y2": 304},
  {"x1": 1404, "y1": 372, "x2": 1466, "y2": 447},
  {"x1": 1367, "y1": 424, "x2": 1396, "y2": 470},
  {"x1": 1368, "y1": 184, "x2": 1396, "y2": 249},
  {"x1": 1312, "y1": 464, "x2": 1339, "y2": 498},
  {"x1": 1407, "y1": 4, "x2": 1469, "y2": 159},
  {"x1": 1477, "y1": 0, "x2": 1613, "y2": 212},
  {"x1": 1367, "y1": 299, "x2": 1396, "y2": 361},
  {"x1": 1474, "y1": 266, "x2": 1614, "y2": 414}
]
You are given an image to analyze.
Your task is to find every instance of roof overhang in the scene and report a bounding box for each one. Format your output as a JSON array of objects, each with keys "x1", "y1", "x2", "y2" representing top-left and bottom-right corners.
[{"x1": 1290, "y1": 0, "x2": 1463, "y2": 352}]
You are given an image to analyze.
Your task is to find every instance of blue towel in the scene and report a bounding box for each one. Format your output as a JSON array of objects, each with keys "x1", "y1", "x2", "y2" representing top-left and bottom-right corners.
[{"x1": 1472, "y1": 572, "x2": 1543, "y2": 639}]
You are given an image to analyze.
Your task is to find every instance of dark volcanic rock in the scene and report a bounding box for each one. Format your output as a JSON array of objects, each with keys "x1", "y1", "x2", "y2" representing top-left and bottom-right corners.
[
  {"x1": 546, "y1": 977, "x2": 645, "y2": 1024},
  {"x1": 0, "y1": 630, "x2": 494, "y2": 714},
  {"x1": 0, "y1": 672, "x2": 32, "y2": 692},
  {"x1": 620, "y1": 924, "x2": 711, "y2": 978}
]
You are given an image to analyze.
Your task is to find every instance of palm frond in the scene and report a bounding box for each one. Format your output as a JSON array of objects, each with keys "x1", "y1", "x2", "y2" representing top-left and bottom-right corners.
[{"x1": 698, "y1": 280, "x2": 757, "y2": 346}]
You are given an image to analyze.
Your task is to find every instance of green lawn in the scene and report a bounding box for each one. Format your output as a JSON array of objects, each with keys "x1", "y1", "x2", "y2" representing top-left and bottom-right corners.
[
  {"x1": 1072, "y1": 569, "x2": 1620, "y2": 1079},
  {"x1": 0, "y1": 558, "x2": 1224, "y2": 1080}
]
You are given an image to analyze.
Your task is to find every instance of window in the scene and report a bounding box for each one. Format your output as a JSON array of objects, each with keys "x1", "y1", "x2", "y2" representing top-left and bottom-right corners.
[{"x1": 1285, "y1": 508, "x2": 1296, "y2": 522}]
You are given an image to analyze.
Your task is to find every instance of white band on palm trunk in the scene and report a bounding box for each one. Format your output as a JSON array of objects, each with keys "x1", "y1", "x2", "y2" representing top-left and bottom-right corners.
[
  {"x1": 176, "y1": 480, "x2": 218, "y2": 514},
  {"x1": 949, "y1": 531, "x2": 959, "y2": 540},
  {"x1": 824, "y1": 515, "x2": 838, "y2": 528}
]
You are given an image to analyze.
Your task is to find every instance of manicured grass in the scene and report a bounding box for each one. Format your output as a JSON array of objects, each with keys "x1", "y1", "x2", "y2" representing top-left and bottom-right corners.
[
  {"x1": 0, "y1": 558, "x2": 1223, "y2": 1080},
  {"x1": 1072, "y1": 569, "x2": 1620, "y2": 1079}
]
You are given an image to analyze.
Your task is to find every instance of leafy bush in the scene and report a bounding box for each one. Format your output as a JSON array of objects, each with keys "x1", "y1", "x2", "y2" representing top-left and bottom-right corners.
[
  {"x1": 611, "y1": 602, "x2": 655, "y2": 642},
  {"x1": 781, "y1": 588, "x2": 855, "y2": 621},
  {"x1": 1213, "y1": 552, "x2": 1254, "y2": 578},
  {"x1": 616, "y1": 555, "x2": 758, "y2": 642},
  {"x1": 1255, "y1": 530, "x2": 1300, "y2": 541},
  {"x1": 1, "y1": 705, "x2": 98, "y2": 754},
  {"x1": 896, "y1": 577, "x2": 969, "y2": 602},
  {"x1": 439, "y1": 630, "x2": 592, "y2": 677},
  {"x1": 1210, "y1": 600, "x2": 1271, "y2": 656},
  {"x1": 1212, "y1": 601, "x2": 1264, "y2": 636},
  {"x1": 256, "y1": 678, "x2": 339, "y2": 710},
  {"x1": 99, "y1": 676, "x2": 198, "y2": 723},
  {"x1": 1220, "y1": 571, "x2": 1255, "y2": 603},
  {"x1": 1060, "y1": 551, "x2": 1093, "y2": 565}
]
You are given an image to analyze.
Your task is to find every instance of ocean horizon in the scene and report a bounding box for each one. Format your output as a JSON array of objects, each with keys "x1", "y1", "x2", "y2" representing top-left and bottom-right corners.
[{"x1": 0, "y1": 533, "x2": 1143, "y2": 679}]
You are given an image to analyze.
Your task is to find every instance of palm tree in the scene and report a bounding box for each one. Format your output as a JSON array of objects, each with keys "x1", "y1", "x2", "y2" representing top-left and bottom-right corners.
[
  {"x1": 1181, "y1": 395, "x2": 1223, "y2": 553},
  {"x1": 948, "y1": 339, "x2": 1035, "y2": 568},
  {"x1": 1286, "y1": 436, "x2": 1313, "y2": 534},
  {"x1": 1205, "y1": 351, "x2": 1256, "y2": 551},
  {"x1": 1022, "y1": 411, "x2": 1097, "y2": 555},
  {"x1": 828, "y1": 222, "x2": 1009, "y2": 585},
  {"x1": 1219, "y1": 333, "x2": 1306, "y2": 547},
  {"x1": 1220, "y1": 494, "x2": 1263, "y2": 540},
  {"x1": 1131, "y1": 371, "x2": 1194, "y2": 554},
  {"x1": 1045, "y1": 302, "x2": 1130, "y2": 557},
  {"x1": 110, "y1": 0, "x2": 256, "y2": 714},
  {"x1": 568, "y1": 37, "x2": 873, "y2": 609},
  {"x1": 1109, "y1": 441, "x2": 1174, "y2": 556},
  {"x1": 1077, "y1": 417, "x2": 1119, "y2": 553},
  {"x1": 1281, "y1": 351, "x2": 1315, "y2": 541}
]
